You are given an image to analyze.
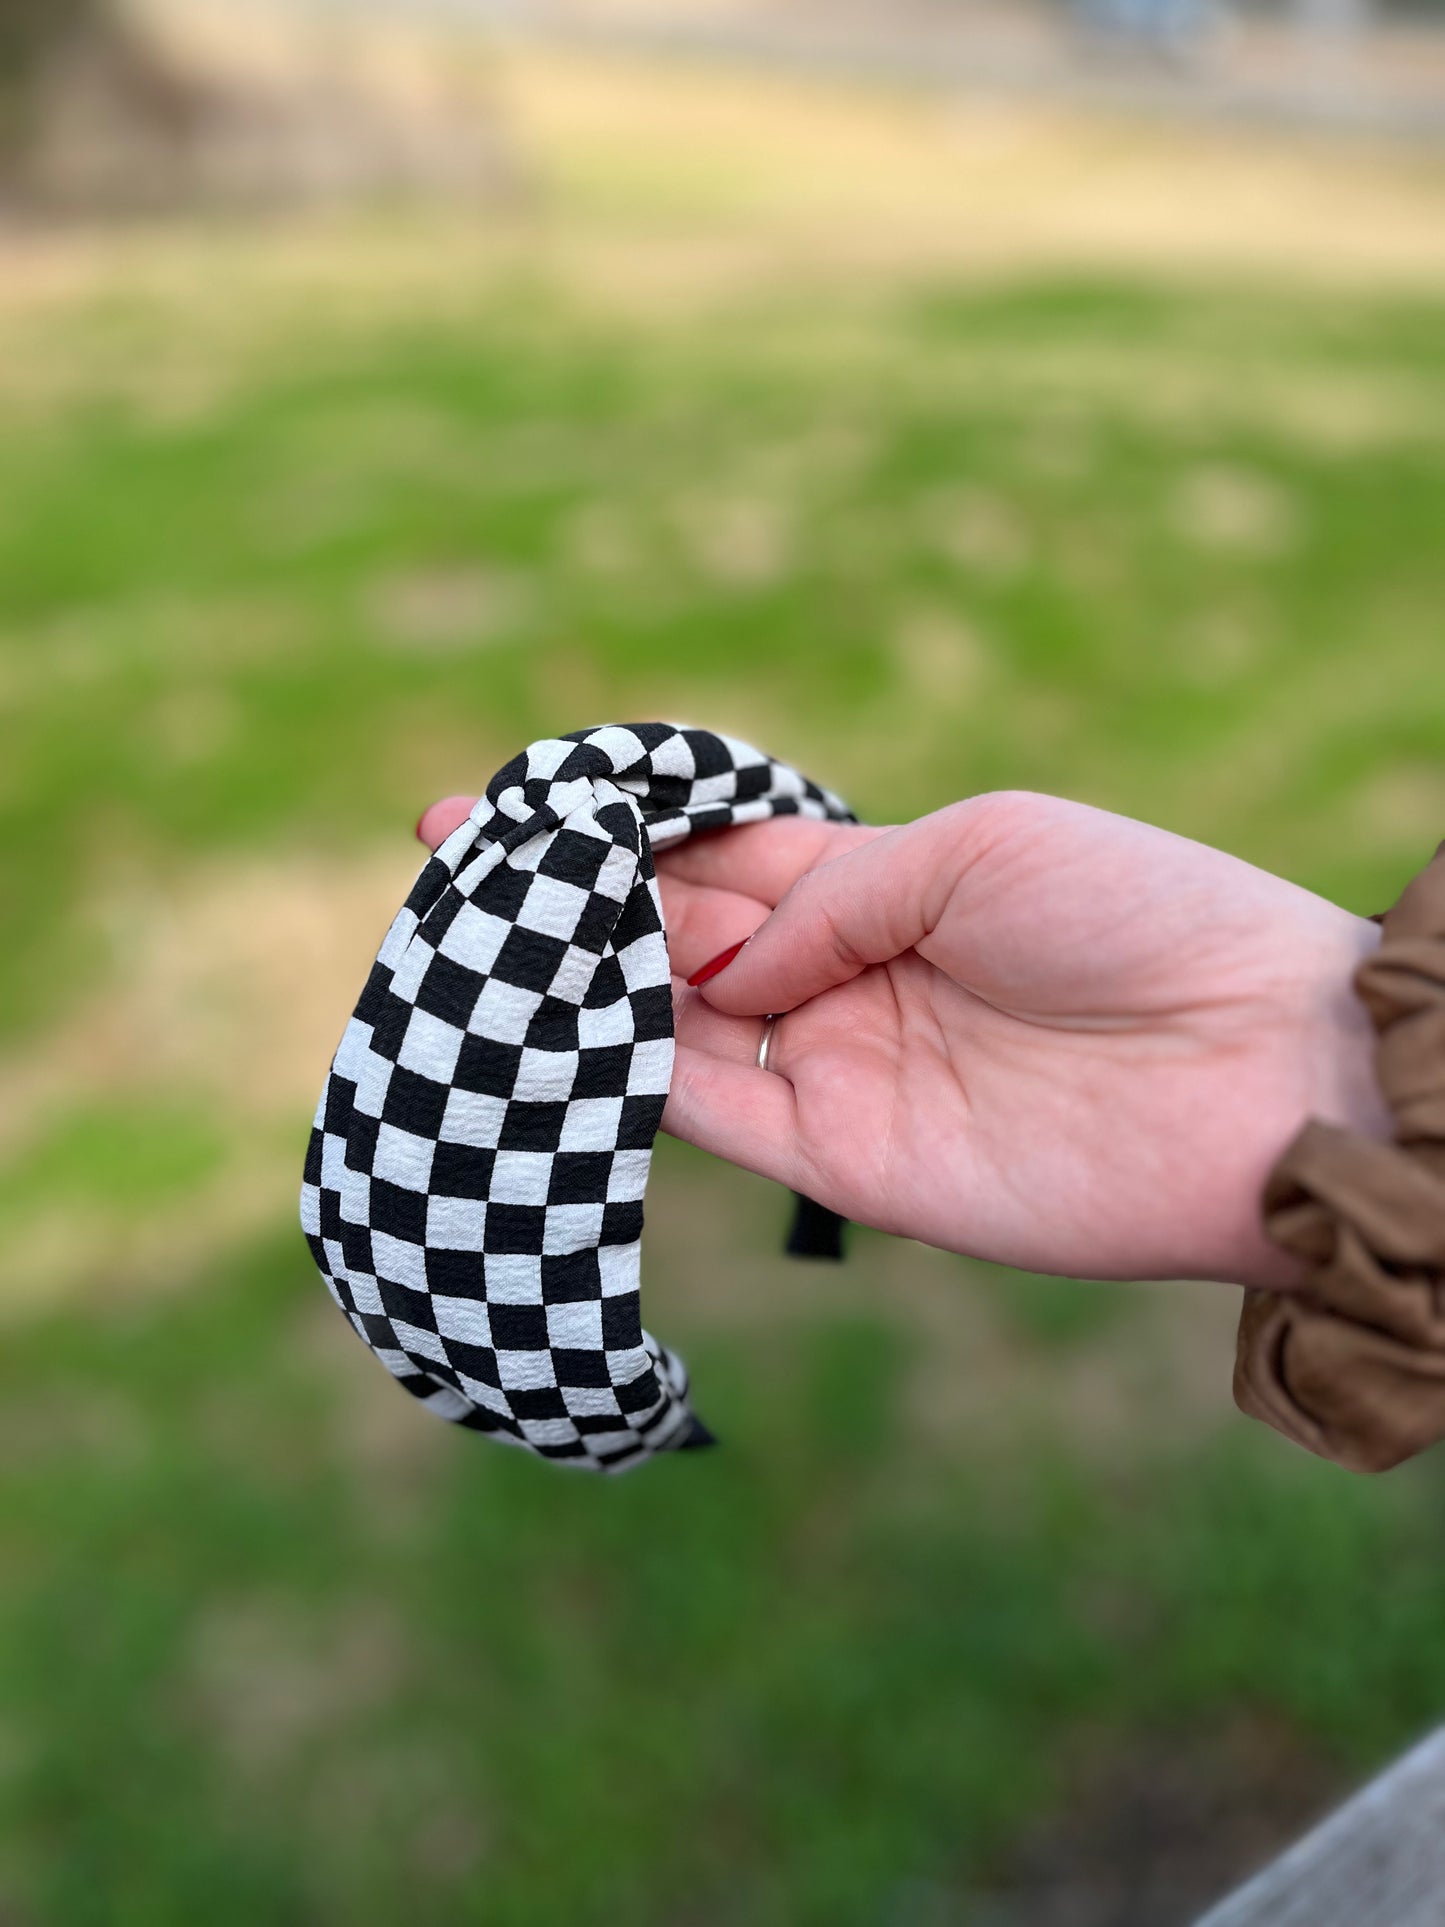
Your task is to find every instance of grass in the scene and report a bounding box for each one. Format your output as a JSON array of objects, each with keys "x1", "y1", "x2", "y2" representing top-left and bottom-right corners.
[{"x1": 3, "y1": 48, "x2": 1445, "y2": 1922}]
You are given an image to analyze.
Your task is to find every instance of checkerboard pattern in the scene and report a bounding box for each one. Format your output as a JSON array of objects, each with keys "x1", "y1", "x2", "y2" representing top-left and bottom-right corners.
[{"x1": 301, "y1": 724, "x2": 855, "y2": 1472}]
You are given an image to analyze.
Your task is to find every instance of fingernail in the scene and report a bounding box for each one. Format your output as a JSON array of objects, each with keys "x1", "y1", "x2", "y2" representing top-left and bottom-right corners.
[
  {"x1": 414, "y1": 811, "x2": 429, "y2": 845},
  {"x1": 687, "y1": 938, "x2": 748, "y2": 988}
]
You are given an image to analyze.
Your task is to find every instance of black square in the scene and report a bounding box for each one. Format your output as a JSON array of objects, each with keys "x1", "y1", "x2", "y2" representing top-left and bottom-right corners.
[
  {"x1": 430, "y1": 1141, "x2": 495, "y2": 1200},
  {"x1": 553, "y1": 1348, "x2": 611, "y2": 1388},
  {"x1": 454, "y1": 1034, "x2": 524, "y2": 1096},
  {"x1": 370, "y1": 1180, "x2": 427, "y2": 1244},
  {"x1": 345, "y1": 1111, "x2": 380, "y2": 1171},
  {"x1": 493, "y1": 924, "x2": 569, "y2": 993},
  {"x1": 340, "y1": 1220, "x2": 374, "y2": 1274},
  {"x1": 458, "y1": 1404, "x2": 513, "y2": 1437},
  {"x1": 414, "y1": 951, "x2": 486, "y2": 1029},
  {"x1": 628, "y1": 985, "x2": 673, "y2": 1042},
  {"x1": 417, "y1": 887, "x2": 462, "y2": 945},
  {"x1": 489, "y1": 1303, "x2": 547, "y2": 1350},
  {"x1": 303, "y1": 1129, "x2": 324, "y2": 1187},
  {"x1": 572, "y1": 892, "x2": 625, "y2": 955},
  {"x1": 601, "y1": 1295, "x2": 642, "y2": 1349},
  {"x1": 368, "y1": 988, "x2": 412, "y2": 1064},
  {"x1": 354, "y1": 962, "x2": 395, "y2": 1028},
  {"x1": 319, "y1": 1190, "x2": 343, "y2": 1243},
  {"x1": 378, "y1": 1274, "x2": 436, "y2": 1332},
  {"x1": 548, "y1": 1152, "x2": 612, "y2": 1204},
  {"x1": 497, "y1": 1101, "x2": 568, "y2": 1151},
  {"x1": 615, "y1": 1367, "x2": 662, "y2": 1415},
  {"x1": 323, "y1": 1075, "x2": 357, "y2": 1136},
  {"x1": 485, "y1": 1204, "x2": 546, "y2": 1254},
  {"x1": 682, "y1": 727, "x2": 733, "y2": 778},
  {"x1": 601, "y1": 1201, "x2": 644, "y2": 1247},
  {"x1": 538, "y1": 827, "x2": 610, "y2": 891},
  {"x1": 541, "y1": 1251, "x2": 601, "y2": 1303},
  {"x1": 575, "y1": 1045, "x2": 635, "y2": 1099},
  {"x1": 617, "y1": 1094, "x2": 666, "y2": 1149},
  {"x1": 425, "y1": 1247, "x2": 487, "y2": 1297},
  {"x1": 582, "y1": 955, "x2": 627, "y2": 1009},
  {"x1": 381, "y1": 1066, "x2": 449, "y2": 1139},
  {"x1": 359, "y1": 1311, "x2": 400, "y2": 1351},
  {"x1": 403, "y1": 853, "x2": 450, "y2": 918},
  {"x1": 444, "y1": 1340, "x2": 500, "y2": 1387},
  {"x1": 480, "y1": 861, "x2": 533, "y2": 924},
  {"x1": 525, "y1": 1000, "x2": 582, "y2": 1053},
  {"x1": 509, "y1": 1387, "x2": 568, "y2": 1421}
]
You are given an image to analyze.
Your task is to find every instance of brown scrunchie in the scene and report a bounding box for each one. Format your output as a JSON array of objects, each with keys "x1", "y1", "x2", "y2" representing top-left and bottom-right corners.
[{"x1": 1235, "y1": 841, "x2": 1445, "y2": 1472}]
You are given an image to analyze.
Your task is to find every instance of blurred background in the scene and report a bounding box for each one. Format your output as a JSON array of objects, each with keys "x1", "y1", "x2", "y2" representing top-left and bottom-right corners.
[{"x1": 2, "y1": 1, "x2": 1444, "y2": 1921}]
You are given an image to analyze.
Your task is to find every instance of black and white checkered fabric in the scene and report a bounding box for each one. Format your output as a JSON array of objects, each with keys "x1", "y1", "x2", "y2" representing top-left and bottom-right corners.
[{"x1": 301, "y1": 724, "x2": 855, "y2": 1473}]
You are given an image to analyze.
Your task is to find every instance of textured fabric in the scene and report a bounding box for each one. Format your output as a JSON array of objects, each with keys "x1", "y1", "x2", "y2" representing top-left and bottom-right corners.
[
  {"x1": 1235, "y1": 840, "x2": 1445, "y2": 1473},
  {"x1": 302, "y1": 723, "x2": 854, "y2": 1472}
]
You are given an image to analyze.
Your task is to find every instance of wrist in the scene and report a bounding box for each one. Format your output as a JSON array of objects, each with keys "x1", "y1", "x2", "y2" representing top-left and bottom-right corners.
[{"x1": 1230, "y1": 910, "x2": 1389, "y2": 1293}]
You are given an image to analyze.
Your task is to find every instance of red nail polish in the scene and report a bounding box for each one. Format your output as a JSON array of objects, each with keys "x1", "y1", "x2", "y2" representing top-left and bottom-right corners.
[{"x1": 687, "y1": 938, "x2": 748, "y2": 988}]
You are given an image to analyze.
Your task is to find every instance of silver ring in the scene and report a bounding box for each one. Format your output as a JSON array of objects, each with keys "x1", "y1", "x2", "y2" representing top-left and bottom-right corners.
[{"x1": 757, "y1": 1013, "x2": 779, "y2": 1074}]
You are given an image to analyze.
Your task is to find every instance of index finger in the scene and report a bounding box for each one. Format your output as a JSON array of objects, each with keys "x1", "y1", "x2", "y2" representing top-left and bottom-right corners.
[{"x1": 655, "y1": 817, "x2": 886, "y2": 909}]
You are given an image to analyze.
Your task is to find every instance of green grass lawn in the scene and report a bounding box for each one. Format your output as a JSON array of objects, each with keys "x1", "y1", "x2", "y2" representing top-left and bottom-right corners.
[{"x1": 3, "y1": 215, "x2": 1445, "y2": 1924}]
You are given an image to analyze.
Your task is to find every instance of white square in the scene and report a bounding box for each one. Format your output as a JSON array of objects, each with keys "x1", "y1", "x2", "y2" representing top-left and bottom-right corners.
[
  {"x1": 375, "y1": 904, "x2": 420, "y2": 972},
  {"x1": 517, "y1": 1047, "x2": 579, "y2": 1102},
  {"x1": 319, "y1": 1132, "x2": 347, "y2": 1193},
  {"x1": 607, "y1": 1151, "x2": 650, "y2": 1202},
  {"x1": 426, "y1": 1196, "x2": 487, "y2": 1250},
  {"x1": 373, "y1": 1123, "x2": 435, "y2": 1192},
  {"x1": 517, "y1": 875, "x2": 592, "y2": 942},
  {"x1": 399, "y1": 1008, "x2": 463, "y2": 1082},
  {"x1": 339, "y1": 1168, "x2": 370, "y2": 1226},
  {"x1": 583, "y1": 724, "x2": 647, "y2": 770},
  {"x1": 593, "y1": 841, "x2": 639, "y2": 903},
  {"x1": 391, "y1": 1320, "x2": 448, "y2": 1367},
  {"x1": 559, "y1": 1097, "x2": 623, "y2": 1150},
  {"x1": 352, "y1": 1045, "x2": 395, "y2": 1119},
  {"x1": 543, "y1": 1203, "x2": 605, "y2": 1254},
  {"x1": 483, "y1": 1255, "x2": 544, "y2": 1303},
  {"x1": 561, "y1": 1386, "x2": 623, "y2": 1418},
  {"x1": 518, "y1": 1417, "x2": 582, "y2": 1449},
  {"x1": 577, "y1": 1000, "x2": 635, "y2": 1049},
  {"x1": 388, "y1": 938, "x2": 435, "y2": 1005},
  {"x1": 347, "y1": 1275, "x2": 384, "y2": 1317},
  {"x1": 468, "y1": 975, "x2": 544, "y2": 1036},
  {"x1": 598, "y1": 1246, "x2": 639, "y2": 1297},
  {"x1": 438, "y1": 900, "x2": 510, "y2": 975},
  {"x1": 624, "y1": 1038, "x2": 674, "y2": 1093},
  {"x1": 372, "y1": 1232, "x2": 428, "y2": 1289},
  {"x1": 433, "y1": 1297, "x2": 492, "y2": 1347},
  {"x1": 617, "y1": 932, "x2": 665, "y2": 991},
  {"x1": 457, "y1": 1376, "x2": 512, "y2": 1417},
  {"x1": 546, "y1": 1301, "x2": 603, "y2": 1349},
  {"x1": 606, "y1": 1349, "x2": 656, "y2": 1393},
  {"x1": 489, "y1": 1151, "x2": 554, "y2": 1205},
  {"x1": 333, "y1": 1014, "x2": 375, "y2": 1086},
  {"x1": 440, "y1": 1089, "x2": 508, "y2": 1148},
  {"x1": 547, "y1": 943, "x2": 600, "y2": 1006},
  {"x1": 688, "y1": 771, "x2": 741, "y2": 807},
  {"x1": 496, "y1": 1351, "x2": 558, "y2": 1390}
]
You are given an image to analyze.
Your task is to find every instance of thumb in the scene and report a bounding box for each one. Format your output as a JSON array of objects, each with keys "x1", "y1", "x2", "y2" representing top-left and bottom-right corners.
[{"x1": 695, "y1": 808, "x2": 969, "y2": 1017}]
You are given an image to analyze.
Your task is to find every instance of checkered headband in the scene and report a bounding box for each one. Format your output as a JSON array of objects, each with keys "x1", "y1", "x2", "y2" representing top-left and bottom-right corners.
[{"x1": 301, "y1": 724, "x2": 856, "y2": 1472}]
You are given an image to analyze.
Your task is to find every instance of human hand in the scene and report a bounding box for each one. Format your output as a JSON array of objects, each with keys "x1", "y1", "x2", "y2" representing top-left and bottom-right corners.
[{"x1": 417, "y1": 789, "x2": 1387, "y2": 1290}]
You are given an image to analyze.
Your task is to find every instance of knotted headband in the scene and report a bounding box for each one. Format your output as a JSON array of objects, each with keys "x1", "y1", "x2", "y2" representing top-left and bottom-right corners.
[{"x1": 301, "y1": 724, "x2": 855, "y2": 1472}]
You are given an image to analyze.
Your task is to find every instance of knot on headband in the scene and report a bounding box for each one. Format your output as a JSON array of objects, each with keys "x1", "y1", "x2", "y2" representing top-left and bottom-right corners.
[{"x1": 301, "y1": 724, "x2": 855, "y2": 1472}]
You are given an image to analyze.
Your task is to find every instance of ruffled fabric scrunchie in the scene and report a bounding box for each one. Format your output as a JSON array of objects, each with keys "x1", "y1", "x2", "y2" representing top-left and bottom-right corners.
[
  {"x1": 302, "y1": 724, "x2": 854, "y2": 1472},
  {"x1": 1236, "y1": 840, "x2": 1445, "y2": 1472}
]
